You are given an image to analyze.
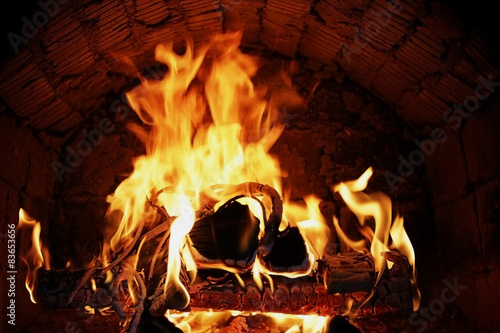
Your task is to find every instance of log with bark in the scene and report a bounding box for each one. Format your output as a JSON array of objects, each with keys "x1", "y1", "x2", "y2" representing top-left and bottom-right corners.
[
  {"x1": 33, "y1": 183, "x2": 414, "y2": 333},
  {"x1": 35, "y1": 251, "x2": 413, "y2": 319}
]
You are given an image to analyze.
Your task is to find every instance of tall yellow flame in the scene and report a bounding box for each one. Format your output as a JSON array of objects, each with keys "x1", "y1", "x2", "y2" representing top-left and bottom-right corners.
[
  {"x1": 103, "y1": 31, "x2": 330, "y2": 331},
  {"x1": 102, "y1": 30, "x2": 419, "y2": 331},
  {"x1": 18, "y1": 208, "x2": 49, "y2": 304}
]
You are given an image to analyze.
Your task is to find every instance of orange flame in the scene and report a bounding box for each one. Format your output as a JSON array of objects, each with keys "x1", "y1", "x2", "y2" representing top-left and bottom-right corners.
[
  {"x1": 163, "y1": 196, "x2": 195, "y2": 309},
  {"x1": 104, "y1": 31, "x2": 327, "y2": 290},
  {"x1": 390, "y1": 215, "x2": 421, "y2": 310},
  {"x1": 333, "y1": 167, "x2": 420, "y2": 310},
  {"x1": 18, "y1": 208, "x2": 49, "y2": 303},
  {"x1": 166, "y1": 310, "x2": 328, "y2": 333},
  {"x1": 103, "y1": 30, "x2": 417, "y2": 331},
  {"x1": 102, "y1": 31, "x2": 331, "y2": 330}
]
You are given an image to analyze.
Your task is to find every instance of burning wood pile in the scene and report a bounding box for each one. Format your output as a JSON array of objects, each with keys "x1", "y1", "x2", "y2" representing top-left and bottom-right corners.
[{"x1": 18, "y1": 32, "x2": 419, "y2": 333}]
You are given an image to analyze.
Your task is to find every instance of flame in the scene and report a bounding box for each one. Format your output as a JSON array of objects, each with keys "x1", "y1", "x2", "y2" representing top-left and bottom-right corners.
[
  {"x1": 390, "y1": 215, "x2": 421, "y2": 310},
  {"x1": 104, "y1": 33, "x2": 327, "y2": 289},
  {"x1": 103, "y1": 30, "x2": 417, "y2": 331},
  {"x1": 285, "y1": 195, "x2": 329, "y2": 268},
  {"x1": 333, "y1": 167, "x2": 391, "y2": 276},
  {"x1": 166, "y1": 311, "x2": 328, "y2": 333},
  {"x1": 333, "y1": 167, "x2": 420, "y2": 310},
  {"x1": 104, "y1": 32, "x2": 285, "y2": 260},
  {"x1": 163, "y1": 196, "x2": 195, "y2": 310},
  {"x1": 83, "y1": 305, "x2": 95, "y2": 315},
  {"x1": 18, "y1": 208, "x2": 49, "y2": 304}
]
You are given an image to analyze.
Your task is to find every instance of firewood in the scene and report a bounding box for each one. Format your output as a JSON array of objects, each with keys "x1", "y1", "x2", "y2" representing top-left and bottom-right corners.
[
  {"x1": 35, "y1": 251, "x2": 412, "y2": 318},
  {"x1": 188, "y1": 198, "x2": 261, "y2": 269},
  {"x1": 37, "y1": 269, "x2": 116, "y2": 309},
  {"x1": 148, "y1": 258, "x2": 192, "y2": 317},
  {"x1": 200, "y1": 182, "x2": 283, "y2": 259},
  {"x1": 264, "y1": 226, "x2": 310, "y2": 273},
  {"x1": 187, "y1": 272, "x2": 348, "y2": 316},
  {"x1": 322, "y1": 252, "x2": 375, "y2": 294}
]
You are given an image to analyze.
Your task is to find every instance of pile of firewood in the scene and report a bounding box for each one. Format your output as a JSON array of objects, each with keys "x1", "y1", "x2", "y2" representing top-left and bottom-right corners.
[{"x1": 35, "y1": 183, "x2": 412, "y2": 333}]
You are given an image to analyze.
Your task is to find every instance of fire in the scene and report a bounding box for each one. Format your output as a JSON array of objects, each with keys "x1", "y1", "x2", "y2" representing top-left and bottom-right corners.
[
  {"x1": 18, "y1": 208, "x2": 50, "y2": 303},
  {"x1": 102, "y1": 31, "x2": 330, "y2": 331},
  {"x1": 333, "y1": 168, "x2": 392, "y2": 276},
  {"x1": 163, "y1": 196, "x2": 195, "y2": 309},
  {"x1": 333, "y1": 167, "x2": 420, "y2": 311},
  {"x1": 390, "y1": 215, "x2": 421, "y2": 310},
  {"x1": 166, "y1": 311, "x2": 328, "y2": 333},
  {"x1": 12, "y1": 29, "x2": 420, "y2": 333},
  {"x1": 95, "y1": 30, "x2": 421, "y2": 332}
]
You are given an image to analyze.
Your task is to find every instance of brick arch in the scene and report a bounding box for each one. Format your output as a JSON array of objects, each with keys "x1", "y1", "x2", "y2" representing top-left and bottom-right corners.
[{"x1": 0, "y1": 0, "x2": 499, "y2": 135}]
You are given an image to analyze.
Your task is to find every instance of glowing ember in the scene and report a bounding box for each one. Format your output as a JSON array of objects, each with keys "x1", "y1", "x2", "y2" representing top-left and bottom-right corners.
[{"x1": 166, "y1": 311, "x2": 328, "y2": 333}]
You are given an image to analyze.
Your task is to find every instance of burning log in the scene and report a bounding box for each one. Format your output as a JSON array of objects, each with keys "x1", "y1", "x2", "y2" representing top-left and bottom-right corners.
[
  {"x1": 148, "y1": 259, "x2": 192, "y2": 317},
  {"x1": 188, "y1": 273, "x2": 355, "y2": 316},
  {"x1": 35, "y1": 252, "x2": 413, "y2": 319},
  {"x1": 36, "y1": 269, "x2": 115, "y2": 310},
  {"x1": 186, "y1": 252, "x2": 412, "y2": 317},
  {"x1": 323, "y1": 251, "x2": 375, "y2": 294},
  {"x1": 264, "y1": 226, "x2": 311, "y2": 273},
  {"x1": 188, "y1": 197, "x2": 261, "y2": 269},
  {"x1": 199, "y1": 182, "x2": 284, "y2": 259}
]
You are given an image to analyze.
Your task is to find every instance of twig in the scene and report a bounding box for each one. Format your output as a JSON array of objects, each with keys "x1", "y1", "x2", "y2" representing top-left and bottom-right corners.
[
  {"x1": 148, "y1": 229, "x2": 170, "y2": 281},
  {"x1": 146, "y1": 196, "x2": 171, "y2": 220},
  {"x1": 140, "y1": 219, "x2": 173, "y2": 243},
  {"x1": 66, "y1": 259, "x2": 102, "y2": 305},
  {"x1": 103, "y1": 214, "x2": 146, "y2": 275},
  {"x1": 112, "y1": 268, "x2": 129, "y2": 320},
  {"x1": 148, "y1": 273, "x2": 167, "y2": 301},
  {"x1": 121, "y1": 263, "x2": 146, "y2": 333}
]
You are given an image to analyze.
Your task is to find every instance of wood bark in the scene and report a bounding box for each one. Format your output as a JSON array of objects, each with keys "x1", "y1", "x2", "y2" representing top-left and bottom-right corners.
[{"x1": 35, "y1": 252, "x2": 412, "y2": 317}]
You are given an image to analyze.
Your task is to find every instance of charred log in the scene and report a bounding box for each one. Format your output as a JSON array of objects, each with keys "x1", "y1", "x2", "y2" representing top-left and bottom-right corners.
[
  {"x1": 188, "y1": 272, "x2": 355, "y2": 316},
  {"x1": 37, "y1": 269, "x2": 116, "y2": 310},
  {"x1": 188, "y1": 198, "x2": 260, "y2": 269},
  {"x1": 36, "y1": 251, "x2": 412, "y2": 318},
  {"x1": 187, "y1": 252, "x2": 411, "y2": 317},
  {"x1": 264, "y1": 226, "x2": 310, "y2": 273},
  {"x1": 322, "y1": 251, "x2": 375, "y2": 294}
]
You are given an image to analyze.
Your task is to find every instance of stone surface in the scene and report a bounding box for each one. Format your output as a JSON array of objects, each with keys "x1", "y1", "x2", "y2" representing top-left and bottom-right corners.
[
  {"x1": 476, "y1": 178, "x2": 500, "y2": 270},
  {"x1": 425, "y1": 133, "x2": 469, "y2": 204},
  {"x1": 433, "y1": 194, "x2": 485, "y2": 274},
  {"x1": 451, "y1": 270, "x2": 500, "y2": 333},
  {"x1": 462, "y1": 96, "x2": 500, "y2": 186},
  {"x1": 1, "y1": 0, "x2": 499, "y2": 134}
]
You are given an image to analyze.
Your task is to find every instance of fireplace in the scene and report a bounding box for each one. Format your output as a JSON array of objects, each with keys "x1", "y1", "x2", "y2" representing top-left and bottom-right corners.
[{"x1": 1, "y1": 0, "x2": 499, "y2": 332}]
